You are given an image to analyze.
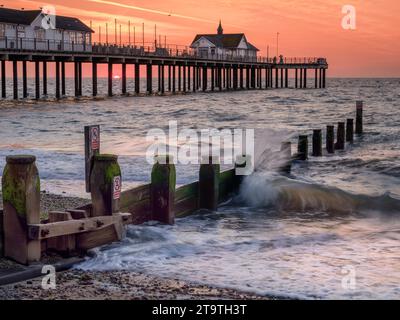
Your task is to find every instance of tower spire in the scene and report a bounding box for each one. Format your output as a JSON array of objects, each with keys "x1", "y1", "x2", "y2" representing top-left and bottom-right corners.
[{"x1": 217, "y1": 20, "x2": 223, "y2": 35}]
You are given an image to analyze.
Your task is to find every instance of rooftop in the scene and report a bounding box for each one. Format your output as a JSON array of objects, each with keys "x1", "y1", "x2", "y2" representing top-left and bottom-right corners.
[{"x1": 0, "y1": 7, "x2": 93, "y2": 33}]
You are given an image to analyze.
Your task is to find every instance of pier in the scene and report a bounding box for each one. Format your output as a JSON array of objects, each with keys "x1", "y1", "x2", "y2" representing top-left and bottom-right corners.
[{"x1": 0, "y1": 41, "x2": 328, "y2": 100}]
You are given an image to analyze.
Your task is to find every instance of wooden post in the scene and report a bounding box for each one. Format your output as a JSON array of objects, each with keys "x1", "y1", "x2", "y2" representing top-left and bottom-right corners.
[
  {"x1": 211, "y1": 66, "x2": 215, "y2": 91},
  {"x1": 84, "y1": 125, "x2": 100, "y2": 193},
  {"x1": 78, "y1": 62, "x2": 83, "y2": 96},
  {"x1": 61, "y1": 62, "x2": 66, "y2": 96},
  {"x1": 172, "y1": 65, "x2": 176, "y2": 93},
  {"x1": 280, "y1": 68, "x2": 283, "y2": 88},
  {"x1": 312, "y1": 129, "x2": 322, "y2": 157},
  {"x1": 161, "y1": 65, "x2": 165, "y2": 94},
  {"x1": 122, "y1": 63, "x2": 127, "y2": 95},
  {"x1": 285, "y1": 68, "x2": 288, "y2": 88},
  {"x1": 183, "y1": 65, "x2": 186, "y2": 92},
  {"x1": 135, "y1": 64, "x2": 140, "y2": 94},
  {"x1": 74, "y1": 62, "x2": 79, "y2": 97},
  {"x1": 178, "y1": 65, "x2": 182, "y2": 92},
  {"x1": 265, "y1": 67, "x2": 268, "y2": 89},
  {"x1": 92, "y1": 62, "x2": 98, "y2": 97},
  {"x1": 300, "y1": 69, "x2": 303, "y2": 88},
  {"x1": 187, "y1": 65, "x2": 191, "y2": 91},
  {"x1": 275, "y1": 68, "x2": 278, "y2": 88},
  {"x1": 193, "y1": 66, "x2": 196, "y2": 92},
  {"x1": 202, "y1": 66, "x2": 207, "y2": 91},
  {"x1": 346, "y1": 119, "x2": 354, "y2": 143},
  {"x1": 319, "y1": 68, "x2": 322, "y2": 88},
  {"x1": 43, "y1": 61, "x2": 47, "y2": 96},
  {"x1": 240, "y1": 67, "x2": 244, "y2": 89},
  {"x1": 304, "y1": 68, "x2": 307, "y2": 88},
  {"x1": 199, "y1": 156, "x2": 220, "y2": 211},
  {"x1": 1, "y1": 60, "x2": 5, "y2": 98},
  {"x1": 335, "y1": 122, "x2": 345, "y2": 150},
  {"x1": 2, "y1": 155, "x2": 41, "y2": 264},
  {"x1": 297, "y1": 135, "x2": 308, "y2": 160},
  {"x1": 322, "y1": 68, "x2": 326, "y2": 88},
  {"x1": 35, "y1": 61, "x2": 40, "y2": 100},
  {"x1": 22, "y1": 61, "x2": 28, "y2": 98},
  {"x1": 295, "y1": 69, "x2": 298, "y2": 88},
  {"x1": 13, "y1": 60, "x2": 18, "y2": 100},
  {"x1": 90, "y1": 154, "x2": 121, "y2": 217},
  {"x1": 326, "y1": 125, "x2": 335, "y2": 154},
  {"x1": 356, "y1": 101, "x2": 363, "y2": 134},
  {"x1": 219, "y1": 67, "x2": 223, "y2": 91},
  {"x1": 55, "y1": 61, "x2": 60, "y2": 99},
  {"x1": 151, "y1": 155, "x2": 176, "y2": 225},
  {"x1": 315, "y1": 69, "x2": 318, "y2": 88},
  {"x1": 280, "y1": 142, "x2": 292, "y2": 174},
  {"x1": 108, "y1": 63, "x2": 113, "y2": 97},
  {"x1": 168, "y1": 65, "x2": 172, "y2": 92}
]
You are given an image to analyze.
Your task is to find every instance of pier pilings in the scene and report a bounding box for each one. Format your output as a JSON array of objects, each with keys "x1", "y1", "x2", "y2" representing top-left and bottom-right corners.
[{"x1": 0, "y1": 54, "x2": 327, "y2": 100}]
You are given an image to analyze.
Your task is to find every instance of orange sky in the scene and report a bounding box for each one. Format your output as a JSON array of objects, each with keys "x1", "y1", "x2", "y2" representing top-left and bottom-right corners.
[{"x1": 3, "y1": 0, "x2": 400, "y2": 77}]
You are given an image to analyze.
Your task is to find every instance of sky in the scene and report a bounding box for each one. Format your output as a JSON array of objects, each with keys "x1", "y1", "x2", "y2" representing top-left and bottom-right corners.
[{"x1": 2, "y1": 0, "x2": 400, "y2": 77}]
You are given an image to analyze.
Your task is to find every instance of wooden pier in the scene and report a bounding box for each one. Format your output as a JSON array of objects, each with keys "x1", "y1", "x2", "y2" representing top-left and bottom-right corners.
[{"x1": 0, "y1": 41, "x2": 328, "y2": 100}]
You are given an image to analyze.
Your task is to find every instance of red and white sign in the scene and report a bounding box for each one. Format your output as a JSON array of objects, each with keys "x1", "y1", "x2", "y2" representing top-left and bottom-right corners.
[
  {"x1": 90, "y1": 126, "x2": 100, "y2": 151},
  {"x1": 113, "y1": 176, "x2": 122, "y2": 200}
]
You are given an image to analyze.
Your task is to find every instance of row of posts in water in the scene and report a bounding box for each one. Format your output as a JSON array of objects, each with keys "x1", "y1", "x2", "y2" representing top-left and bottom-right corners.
[{"x1": 296, "y1": 101, "x2": 364, "y2": 161}]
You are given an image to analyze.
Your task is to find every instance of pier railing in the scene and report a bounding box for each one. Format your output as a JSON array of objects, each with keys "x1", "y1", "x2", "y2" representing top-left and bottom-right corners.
[{"x1": 0, "y1": 36, "x2": 327, "y2": 65}]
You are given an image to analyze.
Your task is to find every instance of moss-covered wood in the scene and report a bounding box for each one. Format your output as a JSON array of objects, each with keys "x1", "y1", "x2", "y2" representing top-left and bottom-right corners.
[
  {"x1": 199, "y1": 158, "x2": 220, "y2": 211},
  {"x1": 2, "y1": 155, "x2": 41, "y2": 265},
  {"x1": 90, "y1": 154, "x2": 121, "y2": 217},
  {"x1": 151, "y1": 155, "x2": 176, "y2": 224}
]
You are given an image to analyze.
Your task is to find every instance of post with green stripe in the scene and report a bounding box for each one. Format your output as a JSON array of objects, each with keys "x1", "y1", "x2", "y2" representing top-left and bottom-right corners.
[
  {"x1": 151, "y1": 155, "x2": 176, "y2": 224},
  {"x1": 2, "y1": 155, "x2": 41, "y2": 264},
  {"x1": 199, "y1": 156, "x2": 220, "y2": 211}
]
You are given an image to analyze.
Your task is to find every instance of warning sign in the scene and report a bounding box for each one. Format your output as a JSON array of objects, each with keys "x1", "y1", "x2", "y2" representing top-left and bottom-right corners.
[
  {"x1": 113, "y1": 176, "x2": 122, "y2": 200},
  {"x1": 90, "y1": 126, "x2": 100, "y2": 151}
]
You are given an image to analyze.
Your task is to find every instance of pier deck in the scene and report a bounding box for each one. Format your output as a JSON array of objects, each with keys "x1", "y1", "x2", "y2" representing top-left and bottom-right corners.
[{"x1": 0, "y1": 41, "x2": 328, "y2": 100}]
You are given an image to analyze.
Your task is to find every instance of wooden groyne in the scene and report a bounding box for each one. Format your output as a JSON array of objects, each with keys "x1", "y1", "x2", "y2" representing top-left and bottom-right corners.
[
  {"x1": 0, "y1": 101, "x2": 363, "y2": 265},
  {"x1": 0, "y1": 42, "x2": 328, "y2": 100},
  {"x1": 0, "y1": 129, "x2": 241, "y2": 264}
]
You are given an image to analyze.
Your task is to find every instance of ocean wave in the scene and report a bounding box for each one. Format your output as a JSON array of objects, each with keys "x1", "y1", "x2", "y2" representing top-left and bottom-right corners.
[{"x1": 235, "y1": 172, "x2": 400, "y2": 214}]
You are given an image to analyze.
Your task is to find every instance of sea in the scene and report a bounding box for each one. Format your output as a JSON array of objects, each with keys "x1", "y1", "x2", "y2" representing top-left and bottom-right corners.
[{"x1": 0, "y1": 77, "x2": 399, "y2": 299}]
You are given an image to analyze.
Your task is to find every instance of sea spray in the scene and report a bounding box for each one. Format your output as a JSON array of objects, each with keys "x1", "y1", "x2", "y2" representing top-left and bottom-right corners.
[{"x1": 236, "y1": 172, "x2": 400, "y2": 214}]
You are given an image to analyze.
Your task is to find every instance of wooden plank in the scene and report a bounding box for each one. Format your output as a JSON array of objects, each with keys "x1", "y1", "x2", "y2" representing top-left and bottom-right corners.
[
  {"x1": 28, "y1": 213, "x2": 131, "y2": 240},
  {"x1": 76, "y1": 222, "x2": 123, "y2": 251},
  {"x1": 175, "y1": 181, "x2": 199, "y2": 202},
  {"x1": 123, "y1": 198, "x2": 152, "y2": 224},
  {"x1": 120, "y1": 184, "x2": 151, "y2": 209},
  {"x1": 66, "y1": 210, "x2": 88, "y2": 220},
  {"x1": 174, "y1": 196, "x2": 199, "y2": 218},
  {"x1": 47, "y1": 211, "x2": 76, "y2": 253}
]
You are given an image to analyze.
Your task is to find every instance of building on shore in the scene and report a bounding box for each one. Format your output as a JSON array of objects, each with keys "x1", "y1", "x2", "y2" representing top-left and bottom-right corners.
[
  {"x1": 190, "y1": 21, "x2": 259, "y2": 60},
  {"x1": 0, "y1": 7, "x2": 93, "y2": 52}
]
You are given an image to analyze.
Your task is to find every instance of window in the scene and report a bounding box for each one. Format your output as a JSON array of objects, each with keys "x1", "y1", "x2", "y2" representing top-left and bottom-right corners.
[
  {"x1": 76, "y1": 32, "x2": 83, "y2": 44},
  {"x1": 0, "y1": 24, "x2": 5, "y2": 38},
  {"x1": 85, "y1": 33, "x2": 91, "y2": 44},
  {"x1": 35, "y1": 29, "x2": 45, "y2": 41}
]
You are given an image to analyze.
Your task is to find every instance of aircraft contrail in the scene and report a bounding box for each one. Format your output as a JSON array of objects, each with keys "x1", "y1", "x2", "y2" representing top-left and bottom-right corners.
[{"x1": 87, "y1": 0, "x2": 216, "y2": 24}]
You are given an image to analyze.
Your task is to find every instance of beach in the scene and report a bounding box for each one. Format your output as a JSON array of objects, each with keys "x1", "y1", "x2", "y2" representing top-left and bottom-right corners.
[{"x1": 0, "y1": 270, "x2": 271, "y2": 300}]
